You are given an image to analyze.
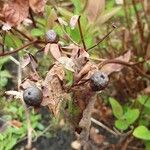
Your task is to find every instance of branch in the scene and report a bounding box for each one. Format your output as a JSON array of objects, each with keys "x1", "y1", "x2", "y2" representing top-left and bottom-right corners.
[
  {"x1": 99, "y1": 59, "x2": 150, "y2": 80},
  {"x1": 29, "y1": 8, "x2": 36, "y2": 28},
  {"x1": 87, "y1": 24, "x2": 116, "y2": 51},
  {"x1": 0, "y1": 40, "x2": 45, "y2": 57},
  {"x1": 78, "y1": 16, "x2": 87, "y2": 50}
]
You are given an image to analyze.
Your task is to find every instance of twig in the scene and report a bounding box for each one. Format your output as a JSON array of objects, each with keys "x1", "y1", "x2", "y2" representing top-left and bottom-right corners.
[
  {"x1": 59, "y1": 24, "x2": 80, "y2": 46},
  {"x1": 33, "y1": 124, "x2": 51, "y2": 142},
  {"x1": 132, "y1": 0, "x2": 145, "y2": 54},
  {"x1": 87, "y1": 24, "x2": 116, "y2": 51},
  {"x1": 91, "y1": 117, "x2": 118, "y2": 136},
  {"x1": 77, "y1": 16, "x2": 87, "y2": 50},
  {"x1": 29, "y1": 8, "x2": 36, "y2": 28},
  {"x1": 13, "y1": 27, "x2": 33, "y2": 41},
  {"x1": 2, "y1": 31, "x2": 6, "y2": 54},
  {"x1": 98, "y1": 59, "x2": 150, "y2": 80},
  {"x1": 0, "y1": 40, "x2": 45, "y2": 57}
]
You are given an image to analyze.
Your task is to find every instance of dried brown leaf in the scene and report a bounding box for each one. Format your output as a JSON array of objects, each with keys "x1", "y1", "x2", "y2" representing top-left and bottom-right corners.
[
  {"x1": 79, "y1": 94, "x2": 96, "y2": 143},
  {"x1": 10, "y1": 120, "x2": 22, "y2": 128},
  {"x1": 85, "y1": 0, "x2": 105, "y2": 22},
  {"x1": 2, "y1": 0, "x2": 29, "y2": 27},
  {"x1": 29, "y1": 0, "x2": 47, "y2": 13},
  {"x1": 58, "y1": 57, "x2": 75, "y2": 72},
  {"x1": 21, "y1": 55, "x2": 31, "y2": 68},
  {"x1": 50, "y1": 44, "x2": 61, "y2": 60},
  {"x1": 41, "y1": 63, "x2": 65, "y2": 116},
  {"x1": 100, "y1": 50, "x2": 131, "y2": 75}
]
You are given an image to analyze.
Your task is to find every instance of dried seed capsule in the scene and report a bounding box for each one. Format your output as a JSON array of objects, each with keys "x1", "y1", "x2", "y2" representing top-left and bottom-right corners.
[
  {"x1": 45, "y1": 30, "x2": 58, "y2": 43},
  {"x1": 23, "y1": 86, "x2": 43, "y2": 106},
  {"x1": 90, "y1": 71, "x2": 109, "y2": 91}
]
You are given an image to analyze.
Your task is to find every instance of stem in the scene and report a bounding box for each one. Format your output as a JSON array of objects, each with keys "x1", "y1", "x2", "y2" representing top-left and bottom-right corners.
[
  {"x1": 132, "y1": 0, "x2": 145, "y2": 54},
  {"x1": 87, "y1": 24, "x2": 116, "y2": 51},
  {"x1": 0, "y1": 40, "x2": 45, "y2": 57},
  {"x1": 29, "y1": 8, "x2": 36, "y2": 28},
  {"x1": 13, "y1": 28, "x2": 33, "y2": 41},
  {"x1": 78, "y1": 16, "x2": 87, "y2": 50}
]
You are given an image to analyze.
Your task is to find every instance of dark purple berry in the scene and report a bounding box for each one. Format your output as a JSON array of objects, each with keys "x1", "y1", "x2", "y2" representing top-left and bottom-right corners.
[
  {"x1": 45, "y1": 30, "x2": 58, "y2": 43},
  {"x1": 90, "y1": 71, "x2": 109, "y2": 91},
  {"x1": 23, "y1": 86, "x2": 43, "y2": 106}
]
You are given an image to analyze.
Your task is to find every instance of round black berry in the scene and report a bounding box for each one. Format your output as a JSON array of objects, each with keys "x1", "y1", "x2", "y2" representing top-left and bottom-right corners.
[
  {"x1": 45, "y1": 30, "x2": 58, "y2": 43},
  {"x1": 23, "y1": 86, "x2": 43, "y2": 106},
  {"x1": 90, "y1": 71, "x2": 109, "y2": 91}
]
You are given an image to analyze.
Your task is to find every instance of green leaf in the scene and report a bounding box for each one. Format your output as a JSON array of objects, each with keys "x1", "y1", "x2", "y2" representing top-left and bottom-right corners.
[
  {"x1": 5, "y1": 34, "x2": 22, "y2": 48},
  {"x1": 133, "y1": 126, "x2": 150, "y2": 140},
  {"x1": 109, "y1": 97, "x2": 123, "y2": 119},
  {"x1": 71, "y1": 0, "x2": 82, "y2": 13},
  {"x1": 144, "y1": 141, "x2": 150, "y2": 150},
  {"x1": 115, "y1": 119, "x2": 128, "y2": 130},
  {"x1": 123, "y1": 109, "x2": 139, "y2": 125},
  {"x1": 31, "y1": 28, "x2": 45, "y2": 37},
  {"x1": 138, "y1": 95, "x2": 150, "y2": 108},
  {"x1": 0, "y1": 70, "x2": 12, "y2": 78},
  {"x1": 0, "y1": 77, "x2": 8, "y2": 87}
]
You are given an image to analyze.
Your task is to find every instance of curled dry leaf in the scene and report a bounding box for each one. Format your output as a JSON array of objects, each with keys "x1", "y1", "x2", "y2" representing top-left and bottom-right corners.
[
  {"x1": 79, "y1": 94, "x2": 97, "y2": 144},
  {"x1": 74, "y1": 61, "x2": 98, "y2": 83},
  {"x1": 100, "y1": 50, "x2": 131, "y2": 75},
  {"x1": 70, "y1": 15, "x2": 79, "y2": 29},
  {"x1": 85, "y1": 0, "x2": 105, "y2": 22},
  {"x1": 57, "y1": 17, "x2": 68, "y2": 26},
  {"x1": 49, "y1": 44, "x2": 61, "y2": 60},
  {"x1": 58, "y1": 57, "x2": 75, "y2": 72},
  {"x1": 2, "y1": 0, "x2": 29, "y2": 27},
  {"x1": 71, "y1": 47, "x2": 89, "y2": 72},
  {"x1": 5, "y1": 90, "x2": 22, "y2": 99},
  {"x1": 41, "y1": 63, "x2": 65, "y2": 116},
  {"x1": 29, "y1": 0, "x2": 47, "y2": 13},
  {"x1": 21, "y1": 54, "x2": 38, "y2": 70},
  {"x1": 20, "y1": 79, "x2": 36, "y2": 89},
  {"x1": 21, "y1": 55, "x2": 31, "y2": 68}
]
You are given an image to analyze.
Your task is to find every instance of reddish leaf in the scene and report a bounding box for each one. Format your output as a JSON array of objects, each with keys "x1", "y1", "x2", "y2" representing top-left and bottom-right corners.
[
  {"x1": 49, "y1": 44, "x2": 61, "y2": 60},
  {"x1": 100, "y1": 50, "x2": 131, "y2": 75},
  {"x1": 10, "y1": 120, "x2": 22, "y2": 128},
  {"x1": 44, "y1": 43, "x2": 51, "y2": 55},
  {"x1": 85, "y1": 0, "x2": 105, "y2": 22},
  {"x1": 29, "y1": 0, "x2": 47, "y2": 13},
  {"x1": 2, "y1": 0, "x2": 29, "y2": 27}
]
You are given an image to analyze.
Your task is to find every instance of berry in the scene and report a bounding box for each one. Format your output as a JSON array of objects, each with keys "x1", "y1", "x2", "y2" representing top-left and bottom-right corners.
[
  {"x1": 45, "y1": 30, "x2": 58, "y2": 43},
  {"x1": 90, "y1": 71, "x2": 109, "y2": 91},
  {"x1": 23, "y1": 86, "x2": 43, "y2": 106}
]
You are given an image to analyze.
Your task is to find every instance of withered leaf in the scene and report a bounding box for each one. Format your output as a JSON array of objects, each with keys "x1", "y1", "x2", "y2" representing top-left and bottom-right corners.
[
  {"x1": 58, "y1": 57, "x2": 75, "y2": 72},
  {"x1": 2, "y1": 0, "x2": 29, "y2": 27},
  {"x1": 50, "y1": 44, "x2": 61, "y2": 60},
  {"x1": 100, "y1": 50, "x2": 131, "y2": 75},
  {"x1": 41, "y1": 63, "x2": 65, "y2": 116},
  {"x1": 85, "y1": 0, "x2": 105, "y2": 22},
  {"x1": 70, "y1": 15, "x2": 79, "y2": 29},
  {"x1": 71, "y1": 47, "x2": 89, "y2": 72},
  {"x1": 21, "y1": 54, "x2": 38, "y2": 70},
  {"x1": 29, "y1": 0, "x2": 47, "y2": 13}
]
